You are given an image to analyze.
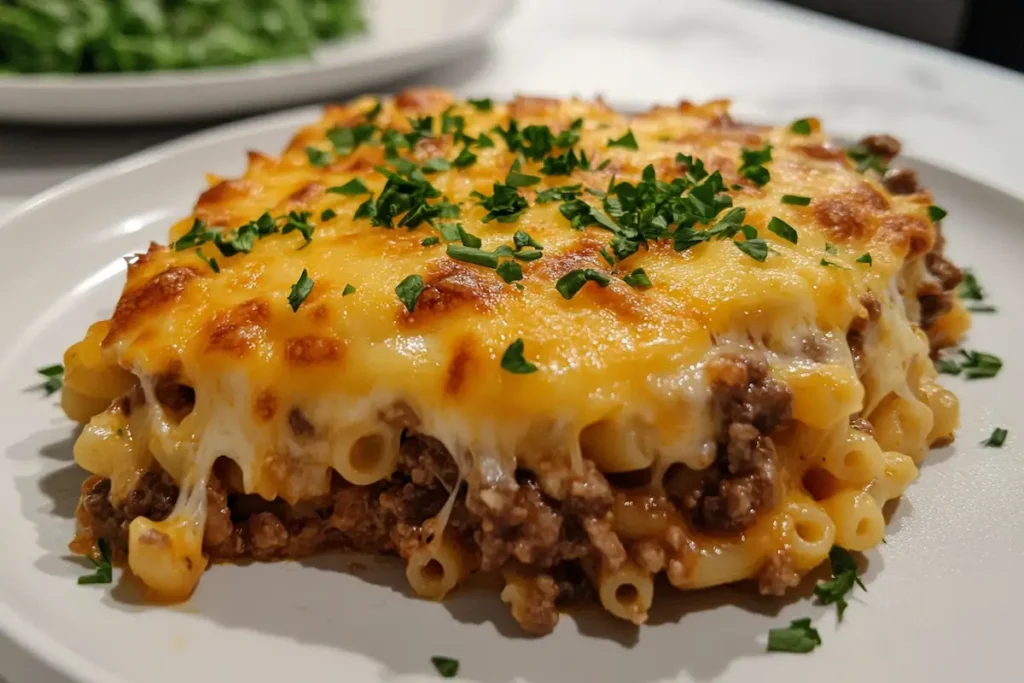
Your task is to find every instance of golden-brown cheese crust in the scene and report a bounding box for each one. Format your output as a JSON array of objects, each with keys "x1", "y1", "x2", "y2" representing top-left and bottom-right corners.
[{"x1": 93, "y1": 88, "x2": 950, "y2": 500}]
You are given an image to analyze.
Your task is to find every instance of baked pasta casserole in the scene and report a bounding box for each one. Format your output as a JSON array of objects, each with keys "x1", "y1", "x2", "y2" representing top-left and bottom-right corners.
[{"x1": 60, "y1": 89, "x2": 968, "y2": 634}]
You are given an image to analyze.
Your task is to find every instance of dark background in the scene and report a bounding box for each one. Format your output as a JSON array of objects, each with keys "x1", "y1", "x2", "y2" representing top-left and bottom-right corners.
[{"x1": 782, "y1": 0, "x2": 1023, "y2": 73}]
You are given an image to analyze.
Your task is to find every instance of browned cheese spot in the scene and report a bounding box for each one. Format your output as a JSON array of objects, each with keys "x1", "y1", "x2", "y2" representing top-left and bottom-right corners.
[
  {"x1": 205, "y1": 299, "x2": 270, "y2": 357},
  {"x1": 287, "y1": 182, "x2": 325, "y2": 208},
  {"x1": 813, "y1": 195, "x2": 872, "y2": 241},
  {"x1": 106, "y1": 266, "x2": 199, "y2": 344},
  {"x1": 399, "y1": 260, "x2": 505, "y2": 327},
  {"x1": 194, "y1": 180, "x2": 262, "y2": 224},
  {"x1": 394, "y1": 87, "x2": 454, "y2": 113},
  {"x1": 797, "y1": 144, "x2": 847, "y2": 162},
  {"x1": 508, "y1": 95, "x2": 561, "y2": 119},
  {"x1": 253, "y1": 389, "x2": 278, "y2": 423},
  {"x1": 444, "y1": 336, "x2": 476, "y2": 397},
  {"x1": 880, "y1": 214, "x2": 933, "y2": 258},
  {"x1": 285, "y1": 336, "x2": 344, "y2": 366}
]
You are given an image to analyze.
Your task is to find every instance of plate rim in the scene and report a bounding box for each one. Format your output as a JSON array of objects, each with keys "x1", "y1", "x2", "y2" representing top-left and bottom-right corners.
[{"x1": 2, "y1": 96, "x2": 1023, "y2": 683}]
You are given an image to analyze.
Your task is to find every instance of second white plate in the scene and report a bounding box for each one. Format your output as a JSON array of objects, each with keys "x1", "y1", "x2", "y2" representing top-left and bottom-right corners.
[{"x1": 0, "y1": 0, "x2": 513, "y2": 125}]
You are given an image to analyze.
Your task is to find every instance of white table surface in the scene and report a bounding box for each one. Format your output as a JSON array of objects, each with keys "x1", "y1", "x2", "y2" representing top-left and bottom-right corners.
[{"x1": 1, "y1": 0, "x2": 1022, "y2": 680}]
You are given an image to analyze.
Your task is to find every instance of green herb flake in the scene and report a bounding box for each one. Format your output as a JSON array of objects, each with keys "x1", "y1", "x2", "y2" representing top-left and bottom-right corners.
[
  {"x1": 196, "y1": 248, "x2": 220, "y2": 274},
  {"x1": 37, "y1": 364, "x2": 64, "y2": 396},
  {"x1": 396, "y1": 274, "x2": 425, "y2": 313},
  {"x1": 421, "y1": 236, "x2": 440, "y2": 246},
  {"x1": 328, "y1": 178, "x2": 371, "y2": 195},
  {"x1": 536, "y1": 185, "x2": 582, "y2": 203},
  {"x1": 813, "y1": 547, "x2": 865, "y2": 621},
  {"x1": 496, "y1": 260, "x2": 524, "y2": 283},
  {"x1": 781, "y1": 194, "x2": 811, "y2": 206},
  {"x1": 556, "y1": 268, "x2": 611, "y2": 299},
  {"x1": 928, "y1": 205, "x2": 948, "y2": 223},
  {"x1": 767, "y1": 217, "x2": 798, "y2": 244},
  {"x1": 453, "y1": 147, "x2": 478, "y2": 168},
  {"x1": 982, "y1": 427, "x2": 1008, "y2": 448},
  {"x1": 513, "y1": 230, "x2": 543, "y2": 251},
  {"x1": 456, "y1": 225, "x2": 482, "y2": 248},
  {"x1": 968, "y1": 304, "x2": 997, "y2": 313},
  {"x1": 78, "y1": 538, "x2": 113, "y2": 585},
  {"x1": 431, "y1": 655, "x2": 460, "y2": 678},
  {"x1": 447, "y1": 245, "x2": 500, "y2": 269},
  {"x1": 281, "y1": 211, "x2": 315, "y2": 244},
  {"x1": 468, "y1": 98, "x2": 493, "y2": 111},
  {"x1": 500, "y1": 339, "x2": 538, "y2": 374},
  {"x1": 607, "y1": 130, "x2": 639, "y2": 150},
  {"x1": 306, "y1": 147, "x2": 333, "y2": 167},
  {"x1": 740, "y1": 144, "x2": 773, "y2": 187},
  {"x1": 342, "y1": 284, "x2": 356, "y2": 296},
  {"x1": 422, "y1": 158, "x2": 452, "y2": 174},
  {"x1": 623, "y1": 268, "x2": 652, "y2": 288},
  {"x1": 936, "y1": 358, "x2": 962, "y2": 376},
  {"x1": 959, "y1": 349, "x2": 1003, "y2": 379},
  {"x1": 472, "y1": 183, "x2": 529, "y2": 223},
  {"x1": 172, "y1": 218, "x2": 216, "y2": 251},
  {"x1": 957, "y1": 270, "x2": 984, "y2": 301},
  {"x1": 288, "y1": 269, "x2": 314, "y2": 312},
  {"x1": 790, "y1": 118, "x2": 813, "y2": 135},
  {"x1": 554, "y1": 118, "x2": 583, "y2": 148},
  {"x1": 320, "y1": 209, "x2": 337, "y2": 221},
  {"x1": 847, "y1": 143, "x2": 887, "y2": 174},
  {"x1": 506, "y1": 169, "x2": 541, "y2": 188},
  {"x1": 767, "y1": 618, "x2": 822, "y2": 654},
  {"x1": 856, "y1": 253, "x2": 873, "y2": 265},
  {"x1": 736, "y1": 238, "x2": 770, "y2": 262},
  {"x1": 475, "y1": 132, "x2": 495, "y2": 149}
]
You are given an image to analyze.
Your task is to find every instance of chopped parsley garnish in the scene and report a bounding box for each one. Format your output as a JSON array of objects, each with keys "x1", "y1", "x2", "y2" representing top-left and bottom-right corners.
[
  {"x1": 599, "y1": 248, "x2": 615, "y2": 266},
  {"x1": 928, "y1": 205, "x2": 948, "y2": 222},
  {"x1": 814, "y1": 547, "x2": 865, "y2": 621},
  {"x1": 513, "y1": 230, "x2": 543, "y2": 251},
  {"x1": 437, "y1": 223, "x2": 462, "y2": 242},
  {"x1": 196, "y1": 248, "x2": 220, "y2": 273},
  {"x1": 370, "y1": 164, "x2": 446, "y2": 228},
  {"x1": 506, "y1": 169, "x2": 541, "y2": 188},
  {"x1": 327, "y1": 123, "x2": 376, "y2": 156},
  {"x1": 306, "y1": 146, "x2": 332, "y2": 167},
  {"x1": 736, "y1": 238, "x2": 770, "y2": 262},
  {"x1": 320, "y1": 208, "x2": 337, "y2": 221},
  {"x1": 767, "y1": 618, "x2": 821, "y2": 654},
  {"x1": 958, "y1": 349, "x2": 1003, "y2": 379},
  {"x1": 739, "y1": 144, "x2": 773, "y2": 186},
  {"x1": 342, "y1": 284, "x2": 356, "y2": 296},
  {"x1": 213, "y1": 223, "x2": 256, "y2": 257},
  {"x1": 467, "y1": 98, "x2": 493, "y2": 111},
  {"x1": 847, "y1": 143, "x2": 887, "y2": 173},
  {"x1": 825, "y1": 242, "x2": 838, "y2": 255},
  {"x1": 441, "y1": 109, "x2": 465, "y2": 136},
  {"x1": 288, "y1": 270, "x2": 314, "y2": 311},
  {"x1": 452, "y1": 147, "x2": 477, "y2": 168},
  {"x1": 856, "y1": 253, "x2": 873, "y2": 265},
  {"x1": 421, "y1": 236, "x2": 440, "y2": 246},
  {"x1": 513, "y1": 250, "x2": 543, "y2": 262},
  {"x1": 555, "y1": 118, "x2": 583, "y2": 147},
  {"x1": 455, "y1": 225, "x2": 482, "y2": 247},
  {"x1": 472, "y1": 183, "x2": 529, "y2": 223},
  {"x1": 622, "y1": 268, "x2": 652, "y2": 288},
  {"x1": 982, "y1": 427, "x2": 1007, "y2": 447},
  {"x1": 767, "y1": 217, "x2": 798, "y2": 244},
  {"x1": 607, "y1": 129, "x2": 639, "y2": 150},
  {"x1": 408, "y1": 115, "x2": 435, "y2": 140},
  {"x1": 500, "y1": 339, "x2": 538, "y2": 374},
  {"x1": 447, "y1": 245, "x2": 500, "y2": 268},
  {"x1": 790, "y1": 118, "x2": 812, "y2": 135},
  {"x1": 556, "y1": 268, "x2": 611, "y2": 299},
  {"x1": 422, "y1": 158, "x2": 452, "y2": 174},
  {"x1": 536, "y1": 184, "x2": 582, "y2": 203},
  {"x1": 496, "y1": 260, "x2": 523, "y2": 283},
  {"x1": 281, "y1": 210, "x2": 315, "y2": 244},
  {"x1": 596, "y1": 158, "x2": 612, "y2": 171},
  {"x1": 957, "y1": 270, "x2": 984, "y2": 301},
  {"x1": 396, "y1": 274, "x2": 425, "y2": 313},
  {"x1": 781, "y1": 194, "x2": 811, "y2": 206},
  {"x1": 365, "y1": 101, "x2": 382, "y2": 121},
  {"x1": 172, "y1": 218, "x2": 216, "y2": 251},
  {"x1": 329, "y1": 178, "x2": 371, "y2": 195},
  {"x1": 430, "y1": 656, "x2": 460, "y2": 678},
  {"x1": 37, "y1": 364, "x2": 63, "y2": 396},
  {"x1": 938, "y1": 349, "x2": 1002, "y2": 378},
  {"x1": 541, "y1": 149, "x2": 583, "y2": 176},
  {"x1": 475, "y1": 132, "x2": 495, "y2": 148},
  {"x1": 78, "y1": 538, "x2": 113, "y2": 585}
]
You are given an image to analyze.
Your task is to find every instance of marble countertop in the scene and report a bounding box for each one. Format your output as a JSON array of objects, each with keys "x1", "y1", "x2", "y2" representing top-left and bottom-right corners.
[{"x1": 1, "y1": 0, "x2": 1021, "y2": 680}]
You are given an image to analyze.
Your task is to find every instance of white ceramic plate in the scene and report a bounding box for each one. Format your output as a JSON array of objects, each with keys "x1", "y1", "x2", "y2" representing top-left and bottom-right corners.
[
  {"x1": 1, "y1": 105, "x2": 1022, "y2": 683},
  {"x1": 0, "y1": 0, "x2": 513, "y2": 125}
]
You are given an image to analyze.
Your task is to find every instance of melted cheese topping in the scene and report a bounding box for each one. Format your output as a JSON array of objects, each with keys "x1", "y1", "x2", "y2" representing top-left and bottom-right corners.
[{"x1": 64, "y1": 90, "x2": 964, "y2": 599}]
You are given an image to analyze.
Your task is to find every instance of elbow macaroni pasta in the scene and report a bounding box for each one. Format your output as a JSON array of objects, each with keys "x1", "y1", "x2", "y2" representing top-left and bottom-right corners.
[{"x1": 56, "y1": 90, "x2": 967, "y2": 633}]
